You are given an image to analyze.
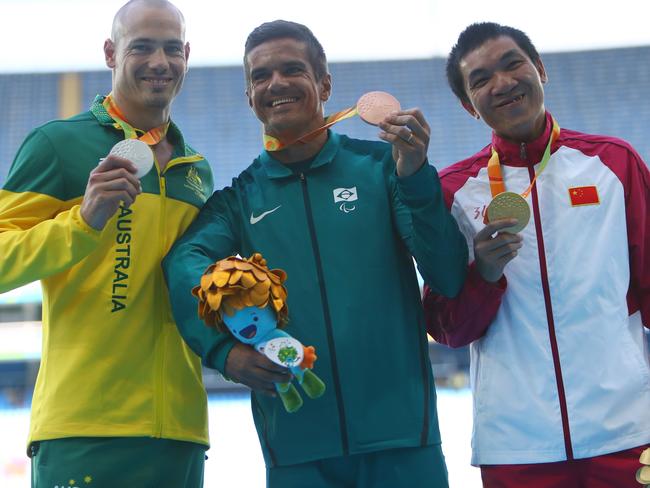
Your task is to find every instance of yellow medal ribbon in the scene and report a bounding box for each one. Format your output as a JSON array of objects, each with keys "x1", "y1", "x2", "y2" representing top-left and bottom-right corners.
[
  {"x1": 103, "y1": 93, "x2": 170, "y2": 145},
  {"x1": 487, "y1": 117, "x2": 560, "y2": 199}
]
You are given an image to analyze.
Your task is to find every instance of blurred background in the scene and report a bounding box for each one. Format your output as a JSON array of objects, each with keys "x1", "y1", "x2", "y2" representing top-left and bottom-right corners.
[{"x1": 1, "y1": 0, "x2": 650, "y2": 486}]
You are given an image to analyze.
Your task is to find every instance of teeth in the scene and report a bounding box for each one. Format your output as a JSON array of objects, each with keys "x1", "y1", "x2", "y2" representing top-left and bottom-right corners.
[{"x1": 271, "y1": 97, "x2": 297, "y2": 107}]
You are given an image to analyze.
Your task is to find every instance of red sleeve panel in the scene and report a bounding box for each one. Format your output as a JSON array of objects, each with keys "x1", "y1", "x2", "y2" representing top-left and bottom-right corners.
[{"x1": 423, "y1": 262, "x2": 506, "y2": 347}]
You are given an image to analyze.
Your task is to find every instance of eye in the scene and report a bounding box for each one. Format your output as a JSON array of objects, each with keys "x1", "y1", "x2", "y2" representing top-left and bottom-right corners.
[
  {"x1": 285, "y1": 66, "x2": 302, "y2": 75},
  {"x1": 165, "y1": 45, "x2": 184, "y2": 56},
  {"x1": 506, "y1": 60, "x2": 524, "y2": 70},
  {"x1": 470, "y1": 78, "x2": 488, "y2": 90},
  {"x1": 131, "y1": 44, "x2": 151, "y2": 53},
  {"x1": 253, "y1": 316, "x2": 259, "y2": 322},
  {"x1": 251, "y1": 71, "x2": 268, "y2": 84}
]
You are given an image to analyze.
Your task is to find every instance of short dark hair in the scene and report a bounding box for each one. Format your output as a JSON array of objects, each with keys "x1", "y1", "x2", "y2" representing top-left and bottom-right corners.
[
  {"x1": 243, "y1": 20, "x2": 328, "y2": 85},
  {"x1": 446, "y1": 22, "x2": 541, "y2": 105}
]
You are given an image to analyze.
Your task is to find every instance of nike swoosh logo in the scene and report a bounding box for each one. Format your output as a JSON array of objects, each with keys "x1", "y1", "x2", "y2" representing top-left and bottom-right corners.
[{"x1": 250, "y1": 205, "x2": 282, "y2": 225}]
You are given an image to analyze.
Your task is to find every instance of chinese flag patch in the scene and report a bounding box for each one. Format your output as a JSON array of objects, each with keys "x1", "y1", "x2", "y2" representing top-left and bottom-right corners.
[{"x1": 568, "y1": 186, "x2": 600, "y2": 206}]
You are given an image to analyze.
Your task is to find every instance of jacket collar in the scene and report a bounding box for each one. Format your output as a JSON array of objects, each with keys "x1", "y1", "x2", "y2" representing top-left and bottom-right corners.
[
  {"x1": 260, "y1": 130, "x2": 341, "y2": 179},
  {"x1": 490, "y1": 111, "x2": 555, "y2": 167}
]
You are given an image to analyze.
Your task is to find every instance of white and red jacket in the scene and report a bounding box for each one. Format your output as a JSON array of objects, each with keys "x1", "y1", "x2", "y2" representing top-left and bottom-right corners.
[{"x1": 424, "y1": 112, "x2": 650, "y2": 466}]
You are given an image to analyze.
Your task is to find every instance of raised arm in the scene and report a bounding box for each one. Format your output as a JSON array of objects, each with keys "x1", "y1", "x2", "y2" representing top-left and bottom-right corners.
[{"x1": 379, "y1": 108, "x2": 469, "y2": 297}]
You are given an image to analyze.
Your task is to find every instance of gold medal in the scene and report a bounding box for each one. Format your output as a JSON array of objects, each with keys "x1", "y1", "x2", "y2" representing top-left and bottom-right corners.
[{"x1": 486, "y1": 191, "x2": 531, "y2": 234}]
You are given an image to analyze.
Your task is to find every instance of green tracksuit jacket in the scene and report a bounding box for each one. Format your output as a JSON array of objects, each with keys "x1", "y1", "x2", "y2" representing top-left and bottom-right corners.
[{"x1": 163, "y1": 131, "x2": 468, "y2": 467}]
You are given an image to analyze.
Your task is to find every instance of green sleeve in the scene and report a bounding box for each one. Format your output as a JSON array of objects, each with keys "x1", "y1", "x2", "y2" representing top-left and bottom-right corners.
[
  {"x1": 391, "y1": 160, "x2": 468, "y2": 297},
  {"x1": 0, "y1": 129, "x2": 101, "y2": 293},
  {"x1": 162, "y1": 189, "x2": 240, "y2": 373}
]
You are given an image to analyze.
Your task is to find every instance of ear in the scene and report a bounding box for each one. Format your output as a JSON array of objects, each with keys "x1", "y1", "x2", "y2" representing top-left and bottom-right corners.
[
  {"x1": 535, "y1": 58, "x2": 548, "y2": 84},
  {"x1": 184, "y1": 41, "x2": 191, "y2": 71},
  {"x1": 319, "y1": 73, "x2": 332, "y2": 102},
  {"x1": 246, "y1": 87, "x2": 253, "y2": 109},
  {"x1": 461, "y1": 100, "x2": 479, "y2": 120},
  {"x1": 104, "y1": 39, "x2": 116, "y2": 69}
]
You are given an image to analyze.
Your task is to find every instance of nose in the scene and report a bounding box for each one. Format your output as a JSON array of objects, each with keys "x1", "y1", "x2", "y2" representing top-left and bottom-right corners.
[
  {"x1": 148, "y1": 47, "x2": 170, "y2": 72},
  {"x1": 267, "y1": 70, "x2": 289, "y2": 92},
  {"x1": 491, "y1": 71, "x2": 517, "y2": 95}
]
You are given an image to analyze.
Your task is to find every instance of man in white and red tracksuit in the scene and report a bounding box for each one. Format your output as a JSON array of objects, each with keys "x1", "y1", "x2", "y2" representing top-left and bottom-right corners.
[{"x1": 423, "y1": 21, "x2": 650, "y2": 487}]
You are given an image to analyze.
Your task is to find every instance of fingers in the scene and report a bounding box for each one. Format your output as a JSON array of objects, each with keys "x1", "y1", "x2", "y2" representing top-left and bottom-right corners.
[
  {"x1": 80, "y1": 155, "x2": 143, "y2": 230},
  {"x1": 95, "y1": 155, "x2": 141, "y2": 190},
  {"x1": 225, "y1": 343, "x2": 292, "y2": 396},
  {"x1": 378, "y1": 108, "x2": 430, "y2": 148},
  {"x1": 89, "y1": 155, "x2": 142, "y2": 203},
  {"x1": 475, "y1": 218, "x2": 520, "y2": 240},
  {"x1": 98, "y1": 154, "x2": 138, "y2": 173},
  {"x1": 477, "y1": 240, "x2": 522, "y2": 264},
  {"x1": 474, "y1": 218, "x2": 524, "y2": 282},
  {"x1": 87, "y1": 174, "x2": 141, "y2": 204},
  {"x1": 377, "y1": 108, "x2": 431, "y2": 177},
  {"x1": 475, "y1": 223, "x2": 523, "y2": 258}
]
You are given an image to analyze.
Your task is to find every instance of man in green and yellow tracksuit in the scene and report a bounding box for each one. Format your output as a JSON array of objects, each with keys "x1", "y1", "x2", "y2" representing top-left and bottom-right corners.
[
  {"x1": 0, "y1": 1, "x2": 214, "y2": 486},
  {"x1": 163, "y1": 20, "x2": 468, "y2": 488}
]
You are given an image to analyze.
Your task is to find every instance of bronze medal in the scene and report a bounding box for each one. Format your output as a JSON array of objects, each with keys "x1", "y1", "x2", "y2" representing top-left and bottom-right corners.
[{"x1": 356, "y1": 91, "x2": 401, "y2": 126}]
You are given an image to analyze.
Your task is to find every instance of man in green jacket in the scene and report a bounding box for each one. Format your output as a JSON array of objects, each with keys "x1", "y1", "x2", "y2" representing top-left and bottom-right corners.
[
  {"x1": 163, "y1": 20, "x2": 467, "y2": 488},
  {"x1": 0, "y1": 1, "x2": 213, "y2": 486}
]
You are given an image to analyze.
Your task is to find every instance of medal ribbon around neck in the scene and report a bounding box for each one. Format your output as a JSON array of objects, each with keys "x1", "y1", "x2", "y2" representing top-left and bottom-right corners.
[
  {"x1": 263, "y1": 106, "x2": 358, "y2": 151},
  {"x1": 487, "y1": 117, "x2": 560, "y2": 199},
  {"x1": 262, "y1": 91, "x2": 401, "y2": 152},
  {"x1": 484, "y1": 117, "x2": 560, "y2": 233},
  {"x1": 103, "y1": 93, "x2": 170, "y2": 145}
]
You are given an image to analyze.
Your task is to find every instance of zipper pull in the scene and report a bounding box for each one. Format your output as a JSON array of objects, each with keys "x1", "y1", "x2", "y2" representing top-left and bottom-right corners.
[
  {"x1": 300, "y1": 172, "x2": 305, "y2": 181},
  {"x1": 520, "y1": 142, "x2": 527, "y2": 160}
]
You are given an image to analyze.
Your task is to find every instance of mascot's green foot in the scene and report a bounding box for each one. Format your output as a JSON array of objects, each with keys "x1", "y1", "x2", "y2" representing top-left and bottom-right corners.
[
  {"x1": 278, "y1": 383, "x2": 303, "y2": 413},
  {"x1": 300, "y1": 370, "x2": 326, "y2": 399}
]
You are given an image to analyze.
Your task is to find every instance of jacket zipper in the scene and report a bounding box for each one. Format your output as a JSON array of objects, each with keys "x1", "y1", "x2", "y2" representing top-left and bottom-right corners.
[
  {"x1": 299, "y1": 172, "x2": 350, "y2": 455},
  {"x1": 153, "y1": 166, "x2": 168, "y2": 438},
  {"x1": 528, "y1": 165, "x2": 573, "y2": 460}
]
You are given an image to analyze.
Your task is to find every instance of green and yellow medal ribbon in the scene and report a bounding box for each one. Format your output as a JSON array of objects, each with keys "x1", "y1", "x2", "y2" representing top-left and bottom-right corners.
[
  {"x1": 263, "y1": 106, "x2": 358, "y2": 152},
  {"x1": 103, "y1": 93, "x2": 169, "y2": 145},
  {"x1": 487, "y1": 117, "x2": 560, "y2": 199}
]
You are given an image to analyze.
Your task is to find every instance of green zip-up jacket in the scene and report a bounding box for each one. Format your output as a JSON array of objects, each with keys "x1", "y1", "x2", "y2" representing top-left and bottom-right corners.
[
  {"x1": 0, "y1": 96, "x2": 214, "y2": 449},
  {"x1": 163, "y1": 131, "x2": 468, "y2": 466}
]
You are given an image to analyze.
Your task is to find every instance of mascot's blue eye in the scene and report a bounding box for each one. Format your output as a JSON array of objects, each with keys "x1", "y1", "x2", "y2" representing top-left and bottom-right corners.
[{"x1": 253, "y1": 316, "x2": 259, "y2": 322}]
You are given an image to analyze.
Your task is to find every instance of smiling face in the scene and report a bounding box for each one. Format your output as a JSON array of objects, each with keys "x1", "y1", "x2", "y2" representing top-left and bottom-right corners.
[
  {"x1": 104, "y1": 3, "x2": 189, "y2": 114},
  {"x1": 459, "y1": 35, "x2": 547, "y2": 142},
  {"x1": 245, "y1": 37, "x2": 331, "y2": 140},
  {"x1": 222, "y1": 305, "x2": 277, "y2": 345}
]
